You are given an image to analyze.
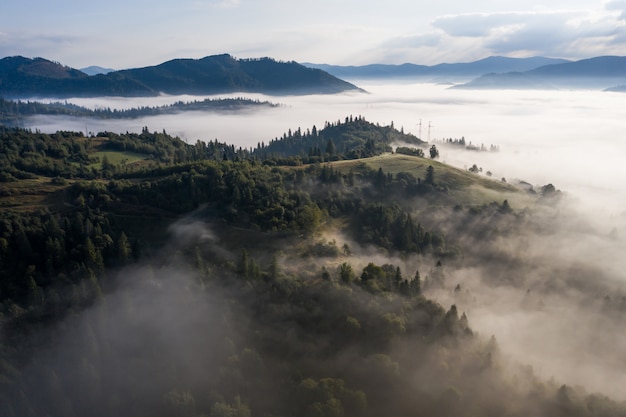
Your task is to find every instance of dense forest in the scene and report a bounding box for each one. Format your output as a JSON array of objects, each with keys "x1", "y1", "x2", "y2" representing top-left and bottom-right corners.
[
  {"x1": 0, "y1": 97, "x2": 279, "y2": 126},
  {"x1": 1, "y1": 122, "x2": 625, "y2": 417},
  {"x1": 252, "y1": 116, "x2": 424, "y2": 161}
]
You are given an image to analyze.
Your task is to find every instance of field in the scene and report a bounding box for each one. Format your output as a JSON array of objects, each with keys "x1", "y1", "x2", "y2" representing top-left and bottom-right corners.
[{"x1": 90, "y1": 150, "x2": 150, "y2": 168}]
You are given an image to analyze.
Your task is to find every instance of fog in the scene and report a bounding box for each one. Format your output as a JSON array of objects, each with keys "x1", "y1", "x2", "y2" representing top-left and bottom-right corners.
[
  {"x1": 22, "y1": 82, "x2": 626, "y2": 401},
  {"x1": 29, "y1": 83, "x2": 626, "y2": 199}
]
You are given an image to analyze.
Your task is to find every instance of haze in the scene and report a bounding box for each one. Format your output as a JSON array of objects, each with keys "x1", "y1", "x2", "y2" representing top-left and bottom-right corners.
[
  {"x1": 28, "y1": 82, "x2": 626, "y2": 208},
  {"x1": 5, "y1": 0, "x2": 626, "y2": 411},
  {"x1": 22, "y1": 81, "x2": 626, "y2": 400}
]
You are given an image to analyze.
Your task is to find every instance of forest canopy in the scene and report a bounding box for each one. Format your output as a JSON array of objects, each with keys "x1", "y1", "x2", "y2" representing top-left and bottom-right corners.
[{"x1": 0, "y1": 121, "x2": 623, "y2": 417}]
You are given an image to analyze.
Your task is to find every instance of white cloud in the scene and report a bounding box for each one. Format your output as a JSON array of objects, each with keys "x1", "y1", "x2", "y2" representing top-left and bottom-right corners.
[
  {"x1": 373, "y1": 9, "x2": 626, "y2": 62},
  {"x1": 432, "y1": 12, "x2": 533, "y2": 37},
  {"x1": 3, "y1": 1, "x2": 626, "y2": 68},
  {"x1": 606, "y1": 0, "x2": 626, "y2": 19}
]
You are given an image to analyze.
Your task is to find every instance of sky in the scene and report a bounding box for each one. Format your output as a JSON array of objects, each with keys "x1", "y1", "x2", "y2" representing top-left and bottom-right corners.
[{"x1": 1, "y1": 0, "x2": 626, "y2": 69}]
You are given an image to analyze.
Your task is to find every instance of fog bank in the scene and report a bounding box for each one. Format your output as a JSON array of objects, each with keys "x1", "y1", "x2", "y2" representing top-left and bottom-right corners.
[{"x1": 21, "y1": 82, "x2": 626, "y2": 400}]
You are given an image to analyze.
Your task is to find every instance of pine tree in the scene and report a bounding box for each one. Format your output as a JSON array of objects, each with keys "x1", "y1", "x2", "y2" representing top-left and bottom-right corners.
[
  {"x1": 411, "y1": 270, "x2": 421, "y2": 296},
  {"x1": 425, "y1": 165, "x2": 435, "y2": 185}
]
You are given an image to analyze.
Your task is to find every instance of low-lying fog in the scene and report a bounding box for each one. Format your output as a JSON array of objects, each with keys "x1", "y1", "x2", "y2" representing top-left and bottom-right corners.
[
  {"x1": 26, "y1": 81, "x2": 626, "y2": 399},
  {"x1": 30, "y1": 83, "x2": 626, "y2": 206}
]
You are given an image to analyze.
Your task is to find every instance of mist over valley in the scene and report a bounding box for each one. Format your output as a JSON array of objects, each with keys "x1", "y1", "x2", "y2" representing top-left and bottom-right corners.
[
  {"x1": 3, "y1": 76, "x2": 626, "y2": 415},
  {"x1": 6, "y1": 0, "x2": 626, "y2": 413},
  {"x1": 23, "y1": 81, "x2": 626, "y2": 204}
]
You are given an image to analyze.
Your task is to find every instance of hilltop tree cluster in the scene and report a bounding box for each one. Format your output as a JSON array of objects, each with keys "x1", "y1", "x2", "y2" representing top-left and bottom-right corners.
[{"x1": 253, "y1": 115, "x2": 425, "y2": 163}]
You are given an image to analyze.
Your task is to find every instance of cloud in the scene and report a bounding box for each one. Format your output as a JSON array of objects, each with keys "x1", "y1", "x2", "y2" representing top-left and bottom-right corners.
[
  {"x1": 432, "y1": 12, "x2": 533, "y2": 38},
  {"x1": 606, "y1": 0, "x2": 626, "y2": 19},
  {"x1": 402, "y1": 9, "x2": 626, "y2": 60},
  {"x1": 353, "y1": 8, "x2": 626, "y2": 64}
]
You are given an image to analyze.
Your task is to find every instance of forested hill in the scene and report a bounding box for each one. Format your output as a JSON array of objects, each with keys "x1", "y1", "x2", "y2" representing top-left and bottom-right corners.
[
  {"x1": 253, "y1": 116, "x2": 425, "y2": 161},
  {"x1": 1, "y1": 125, "x2": 625, "y2": 417},
  {"x1": 0, "y1": 54, "x2": 360, "y2": 98},
  {"x1": 0, "y1": 96, "x2": 279, "y2": 126},
  {"x1": 454, "y1": 55, "x2": 626, "y2": 90}
]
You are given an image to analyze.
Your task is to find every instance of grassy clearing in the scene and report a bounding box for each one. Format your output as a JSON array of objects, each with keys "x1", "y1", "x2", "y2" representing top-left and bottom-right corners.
[
  {"x1": 0, "y1": 177, "x2": 70, "y2": 212},
  {"x1": 90, "y1": 150, "x2": 149, "y2": 168}
]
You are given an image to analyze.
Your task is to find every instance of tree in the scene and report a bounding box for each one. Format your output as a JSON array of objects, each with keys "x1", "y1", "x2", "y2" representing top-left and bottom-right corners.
[
  {"x1": 411, "y1": 270, "x2": 421, "y2": 296},
  {"x1": 375, "y1": 167, "x2": 386, "y2": 189},
  {"x1": 425, "y1": 165, "x2": 435, "y2": 185},
  {"x1": 268, "y1": 253, "x2": 280, "y2": 280},
  {"x1": 339, "y1": 262, "x2": 354, "y2": 284},
  {"x1": 325, "y1": 138, "x2": 336, "y2": 157},
  {"x1": 101, "y1": 154, "x2": 114, "y2": 177},
  {"x1": 239, "y1": 248, "x2": 249, "y2": 278},
  {"x1": 499, "y1": 199, "x2": 512, "y2": 213},
  {"x1": 163, "y1": 390, "x2": 196, "y2": 417},
  {"x1": 429, "y1": 144, "x2": 439, "y2": 159},
  {"x1": 210, "y1": 397, "x2": 250, "y2": 417},
  {"x1": 541, "y1": 183, "x2": 556, "y2": 195},
  {"x1": 297, "y1": 204, "x2": 323, "y2": 234},
  {"x1": 116, "y1": 232, "x2": 131, "y2": 262}
]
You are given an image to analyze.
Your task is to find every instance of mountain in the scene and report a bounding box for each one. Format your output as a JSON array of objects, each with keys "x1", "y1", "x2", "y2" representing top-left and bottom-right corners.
[
  {"x1": 303, "y1": 56, "x2": 570, "y2": 81},
  {"x1": 454, "y1": 56, "x2": 626, "y2": 90},
  {"x1": 0, "y1": 56, "x2": 91, "y2": 95},
  {"x1": 116, "y1": 54, "x2": 359, "y2": 95},
  {"x1": 0, "y1": 56, "x2": 86, "y2": 79},
  {"x1": 0, "y1": 56, "x2": 157, "y2": 97},
  {"x1": 0, "y1": 54, "x2": 359, "y2": 98},
  {"x1": 80, "y1": 65, "x2": 116, "y2": 75}
]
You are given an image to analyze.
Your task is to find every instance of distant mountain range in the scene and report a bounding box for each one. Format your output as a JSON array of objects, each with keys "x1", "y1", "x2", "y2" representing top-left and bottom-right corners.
[
  {"x1": 4, "y1": 54, "x2": 625, "y2": 97},
  {"x1": 0, "y1": 54, "x2": 359, "y2": 98},
  {"x1": 304, "y1": 56, "x2": 571, "y2": 81},
  {"x1": 305, "y1": 55, "x2": 626, "y2": 91},
  {"x1": 453, "y1": 56, "x2": 626, "y2": 90}
]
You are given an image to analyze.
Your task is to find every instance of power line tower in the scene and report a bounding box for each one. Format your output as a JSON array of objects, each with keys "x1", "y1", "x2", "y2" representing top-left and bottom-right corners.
[{"x1": 428, "y1": 121, "x2": 433, "y2": 142}]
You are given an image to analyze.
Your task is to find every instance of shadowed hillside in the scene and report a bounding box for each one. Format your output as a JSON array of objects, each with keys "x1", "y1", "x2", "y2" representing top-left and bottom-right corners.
[{"x1": 0, "y1": 54, "x2": 360, "y2": 98}]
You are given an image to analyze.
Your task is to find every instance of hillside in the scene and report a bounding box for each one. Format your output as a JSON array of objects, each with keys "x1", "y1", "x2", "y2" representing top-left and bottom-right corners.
[
  {"x1": 253, "y1": 116, "x2": 425, "y2": 161},
  {"x1": 0, "y1": 54, "x2": 360, "y2": 98},
  {"x1": 454, "y1": 55, "x2": 626, "y2": 90},
  {"x1": 4, "y1": 122, "x2": 626, "y2": 417}
]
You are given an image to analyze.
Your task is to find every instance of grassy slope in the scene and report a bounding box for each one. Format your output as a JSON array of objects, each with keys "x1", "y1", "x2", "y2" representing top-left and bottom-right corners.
[
  {"x1": 1, "y1": 152, "x2": 536, "y2": 214},
  {"x1": 90, "y1": 150, "x2": 148, "y2": 167},
  {"x1": 328, "y1": 153, "x2": 535, "y2": 208},
  {"x1": 0, "y1": 177, "x2": 69, "y2": 212}
]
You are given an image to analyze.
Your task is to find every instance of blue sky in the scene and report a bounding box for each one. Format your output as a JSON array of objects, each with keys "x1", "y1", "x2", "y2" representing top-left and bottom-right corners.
[{"x1": 1, "y1": 0, "x2": 626, "y2": 69}]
